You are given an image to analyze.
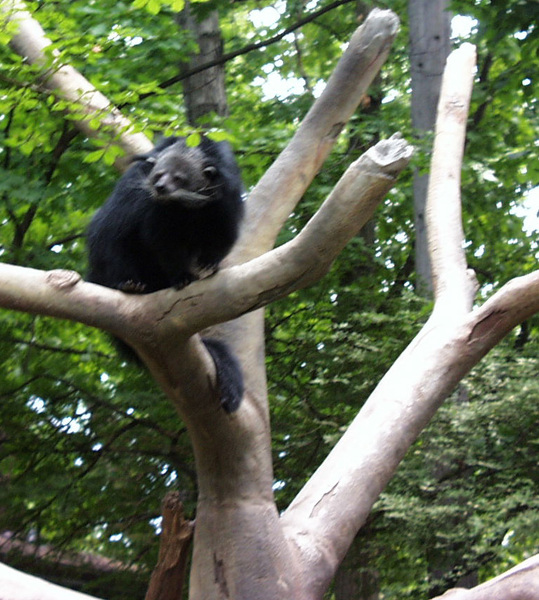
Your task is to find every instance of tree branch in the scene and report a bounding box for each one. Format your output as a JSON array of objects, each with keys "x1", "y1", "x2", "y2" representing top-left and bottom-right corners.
[
  {"x1": 431, "y1": 554, "x2": 539, "y2": 600},
  {"x1": 0, "y1": 134, "x2": 412, "y2": 393},
  {"x1": 278, "y1": 43, "x2": 539, "y2": 596},
  {"x1": 230, "y1": 8, "x2": 400, "y2": 262},
  {"x1": 0, "y1": 561, "x2": 104, "y2": 600},
  {"x1": 165, "y1": 135, "x2": 412, "y2": 334},
  {"x1": 145, "y1": 492, "x2": 194, "y2": 600},
  {"x1": 280, "y1": 266, "x2": 539, "y2": 598},
  {"x1": 427, "y1": 43, "x2": 478, "y2": 315},
  {"x1": 468, "y1": 270, "x2": 539, "y2": 348},
  {"x1": 0, "y1": 0, "x2": 152, "y2": 161}
]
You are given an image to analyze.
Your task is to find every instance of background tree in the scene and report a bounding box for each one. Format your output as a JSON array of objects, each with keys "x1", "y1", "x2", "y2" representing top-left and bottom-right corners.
[
  {"x1": 408, "y1": 0, "x2": 451, "y2": 295},
  {"x1": 0, "y1": 1, "x2": 537, "y2": 599}
]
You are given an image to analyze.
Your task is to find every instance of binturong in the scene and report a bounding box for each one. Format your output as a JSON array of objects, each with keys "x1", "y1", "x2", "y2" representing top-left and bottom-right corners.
[{"x1": 87, "y1": 136, "x2": 245, "y2": 413}]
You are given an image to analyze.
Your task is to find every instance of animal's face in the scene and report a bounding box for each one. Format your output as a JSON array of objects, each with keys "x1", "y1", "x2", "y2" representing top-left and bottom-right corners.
[{"x1": 147, "y1": 142, "x2": 220, "y2": 206}]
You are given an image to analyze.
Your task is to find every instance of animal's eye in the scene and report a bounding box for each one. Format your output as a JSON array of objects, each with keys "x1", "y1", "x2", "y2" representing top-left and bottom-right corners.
[
  {"x1": 150, "y1": 171, "x2": 164, "y2": 185},
  {"x1": 203, "y1": 166, "x2": 218, "y2": 180},
  {"x1": 173, "y1": 174, "x2": 188, "y2": 186}
]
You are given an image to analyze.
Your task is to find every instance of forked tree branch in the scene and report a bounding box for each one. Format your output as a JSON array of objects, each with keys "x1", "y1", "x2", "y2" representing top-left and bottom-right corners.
[
  {"x1": 159, "y1": 135, "x2": 412, "y2": 336},
  {"x1": 231, "y1": 8, "x2": 400, "y2": 262},
  {"x1": 216, "y1": 8, "x2": 401, "y2": 423},
  {"x1": 279, "y1": 44, "x2": 539, "y2": 597},
  {"x1": 0, "y1": 134, "x2": 412, "y2": 381}
]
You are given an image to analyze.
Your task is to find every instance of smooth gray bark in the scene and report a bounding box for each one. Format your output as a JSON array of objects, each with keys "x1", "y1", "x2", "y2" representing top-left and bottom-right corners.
[{"x1": 408, "y1": 0, "x2": 452, "y2": 295}]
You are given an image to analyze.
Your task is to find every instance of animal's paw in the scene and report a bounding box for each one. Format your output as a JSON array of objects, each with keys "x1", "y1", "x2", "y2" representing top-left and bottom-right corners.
[
  {"x1": 194, "y1": 264, "x2": 219, "y2": 281},
  {"x1": 171, "y1": 273, "x2": 196, "y2": 290},
  {"x1": 119, "y1": 280, "x2": 147, "y2": 293}
]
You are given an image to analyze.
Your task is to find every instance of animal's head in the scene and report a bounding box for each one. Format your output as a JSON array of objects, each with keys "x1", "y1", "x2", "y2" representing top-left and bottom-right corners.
[{"x1": 145, "y1": 138, "x2": 241, "y2": 208}]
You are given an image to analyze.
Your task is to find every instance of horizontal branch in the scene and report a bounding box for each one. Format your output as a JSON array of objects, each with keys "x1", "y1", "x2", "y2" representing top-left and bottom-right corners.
[
  {"x1": 0, "y1": 561, "x2": 103, "y2": 600},
  {"x1": 0, "y1": 266, "x2": 128, "y2": 332},
  {"x1": 0, "y1": 135, "x2": 411, "y2": 343}
]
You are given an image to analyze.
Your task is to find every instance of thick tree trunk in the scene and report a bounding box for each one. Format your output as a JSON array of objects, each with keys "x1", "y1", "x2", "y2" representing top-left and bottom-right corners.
[
  {"x1": 184, "y1": 13, "x2": 403, "y2": 598},
  {"x1": 408, "y1": 0, "x2": 452, "y2": 295}
]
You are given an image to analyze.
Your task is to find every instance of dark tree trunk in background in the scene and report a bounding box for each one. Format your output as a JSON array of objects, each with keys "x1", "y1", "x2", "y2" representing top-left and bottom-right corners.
[
  {"x1": 408, "y1": 0, "x2": 451, "y2": 295},
  {"x1": 177, "y1": 2, "x2": 228, "y2": 126},
  {"x1": 334, "y1": 530, "x2": 380, "y2": 600}
]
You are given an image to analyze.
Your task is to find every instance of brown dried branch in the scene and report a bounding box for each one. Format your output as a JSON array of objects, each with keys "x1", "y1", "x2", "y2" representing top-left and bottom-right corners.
[{"x1": 145, "y1": 493, "x2": 194, "y2": 600}]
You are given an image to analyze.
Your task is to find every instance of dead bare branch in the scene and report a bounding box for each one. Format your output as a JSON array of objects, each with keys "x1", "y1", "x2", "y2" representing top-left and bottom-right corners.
[
  {"x1": 145, "y1": 493, "x2": 194, "y2": 600},
  {"x1": 231, "y1": 8, "x2": 400, "y2": 263},
  {"x1": 427, "y1": 43, "x2": 478, "y2": 315}
]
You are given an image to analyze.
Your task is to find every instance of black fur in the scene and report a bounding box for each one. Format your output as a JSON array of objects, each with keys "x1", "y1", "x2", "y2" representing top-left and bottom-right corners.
[
  {"x1": 203, "y1": 338, "x2": 244, "y2": 414},
  {"x1": 87, "y1": 136, "x2": 244, "y2": 291},
  {"x1": 87, "y1": 136, "x2": 244, "y2": 413}
]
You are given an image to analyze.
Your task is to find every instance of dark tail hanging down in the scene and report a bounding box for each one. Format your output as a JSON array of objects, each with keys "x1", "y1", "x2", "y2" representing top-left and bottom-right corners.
[{"x1": 203, "y1": 338, "x2": 244, "y2": 413}]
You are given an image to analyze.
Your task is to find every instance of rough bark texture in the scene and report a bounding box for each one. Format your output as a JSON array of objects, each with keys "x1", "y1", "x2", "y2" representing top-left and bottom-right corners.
[
  {"x1": 408, "y1": 0, "x2": 452, "y2": 294},
  {"x1": 145, "y1": 493, "x2": 194, "y2": 600},
  {"x1": 177, "y1": 3, "x2": 228, "y2": 126}
]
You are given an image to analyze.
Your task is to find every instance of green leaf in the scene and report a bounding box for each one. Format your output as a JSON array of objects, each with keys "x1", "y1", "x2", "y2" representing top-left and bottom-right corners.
[
  {"x1": 185, "y1": 132, "x2": 202, "y2": 147},
  {"x1": 83, "y1": 149, "x2": 105, "y2": 163}
]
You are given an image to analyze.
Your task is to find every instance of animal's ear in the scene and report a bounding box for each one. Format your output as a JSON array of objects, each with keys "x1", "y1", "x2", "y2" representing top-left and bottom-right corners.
[
  {"x1": 203, "y1": 165, "x2": 218, "y2": 181},
  {"x1": 132, "y1": 154, "x2": 157, "y2": 165}
]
